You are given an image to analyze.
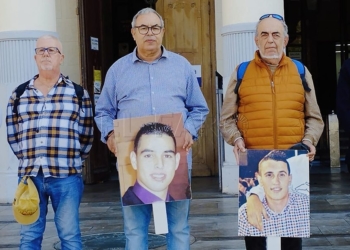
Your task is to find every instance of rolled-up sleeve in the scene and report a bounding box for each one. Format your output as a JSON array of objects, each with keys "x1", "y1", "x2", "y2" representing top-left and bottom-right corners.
[
  {"x1": 94, "y1": 67, "x2": 117, "y2": 143},
  {"x1": 6, "y1": 92, "x2": 20, "y2": 158},
  {"x1": 219, "y1": 69, "x2": 242, "y2": 145},
  {"x1": 184, "y1": 66, "x2": 209, "y2": 140},
  {"x1": 79, "y1": 90, "x2": 94, "y2": 161}
]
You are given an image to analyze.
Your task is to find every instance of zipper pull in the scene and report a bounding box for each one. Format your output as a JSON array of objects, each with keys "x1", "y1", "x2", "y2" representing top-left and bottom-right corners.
[{"x1": 271, "y1": 81, "x2": 275, "y2": 93}]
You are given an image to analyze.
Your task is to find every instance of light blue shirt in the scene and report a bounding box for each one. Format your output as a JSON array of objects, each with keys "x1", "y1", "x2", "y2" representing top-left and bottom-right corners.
[
  {"x1": 94, "y1": 47, "x2": 209, "y2": 169},
  {"x1": 95, "y1": 47, "x2": 209, "y2": 136}
]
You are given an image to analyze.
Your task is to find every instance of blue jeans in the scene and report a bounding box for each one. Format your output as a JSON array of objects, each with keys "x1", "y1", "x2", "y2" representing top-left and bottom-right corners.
[
  {"x1": 123, "y1": 170, "x2": 191, "y2": 250},
  {"x1": 19, "y1": 170, "x2": 84, "y2": 250}
]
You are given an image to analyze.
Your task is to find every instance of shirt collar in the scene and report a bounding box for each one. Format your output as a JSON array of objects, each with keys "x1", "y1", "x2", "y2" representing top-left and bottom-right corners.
[
  {"x1": 132, "y1": 45, "x2": 169, "y2": 63},
  {"x1": 133, "y1": 180, "x2": 171, "y2": 204},
  {"x1": 262, "y1": 195, "x2": 291, "y2": 216},
  {"x1": 29, "y1": 74, "x2": 72, "y2": 88}
]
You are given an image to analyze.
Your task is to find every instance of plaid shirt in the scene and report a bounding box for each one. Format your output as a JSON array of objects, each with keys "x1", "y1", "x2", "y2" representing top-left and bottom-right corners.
[
  {"x1": 238, "y1": 192, "x2": 310, "y2": 238},
  {"x1": 6, "y1": 75, "x2": 94, "y2": 178}
]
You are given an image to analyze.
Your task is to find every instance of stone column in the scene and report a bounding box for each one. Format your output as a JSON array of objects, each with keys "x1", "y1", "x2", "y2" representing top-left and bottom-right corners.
[
  {"x1": 220, "y1": 0, "x2": 284, "y2": 194},
  {"x1": 329, "y1": 111, "x2": 340, "y2": 171},
  {"x1": 0, "y1": 0, "x2": 57, "y2": 203}
]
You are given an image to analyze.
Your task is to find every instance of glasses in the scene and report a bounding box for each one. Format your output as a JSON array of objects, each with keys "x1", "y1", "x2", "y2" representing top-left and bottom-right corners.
[
  {"x1": 35, "y1": 47, "x2": 61, "y2": 55},
  {"x1": 134, "y1": 25, "x2": 163, "y2": 35},
  {"x1": 259, "y1": 14, "x2": 284, "y2": 21}
]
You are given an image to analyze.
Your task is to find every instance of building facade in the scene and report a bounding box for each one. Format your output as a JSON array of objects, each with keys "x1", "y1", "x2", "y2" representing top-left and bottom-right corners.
[{"x1": 0, "y1": 0, "x2": 348, "y2": 202}]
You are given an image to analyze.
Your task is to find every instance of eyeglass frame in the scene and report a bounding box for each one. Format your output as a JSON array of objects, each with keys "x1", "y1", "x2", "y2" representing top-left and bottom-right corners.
[
  {"x1": 133, "y1": 25, "x2": 163, "y2": 35},
  {"x1": 259, "y1": 14, "x2": 284, "y2": 21},
  {"x1": 35, "y1": 47, "x2": 61, "y2": 55}
]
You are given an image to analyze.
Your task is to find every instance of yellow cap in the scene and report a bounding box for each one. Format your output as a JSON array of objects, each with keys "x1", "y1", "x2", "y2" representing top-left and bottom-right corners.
[{"x1": 12, "y1": 177, "x2": 40, "y2": 225}]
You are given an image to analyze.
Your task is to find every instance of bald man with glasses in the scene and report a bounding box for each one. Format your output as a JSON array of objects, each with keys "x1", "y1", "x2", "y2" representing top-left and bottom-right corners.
[
  {"x1": 6, "y1": 35, "x2": 94, "y2": 249},
  {"x1": 220, "y1": 14, "x2": 324, "y2": 250}
]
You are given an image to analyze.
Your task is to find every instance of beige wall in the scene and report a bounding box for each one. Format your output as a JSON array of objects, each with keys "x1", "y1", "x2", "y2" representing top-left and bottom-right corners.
[
  {"x1": 222, "y1": 0, "x2": 284, "y2": 25},
  {"x1": 56, "y1": 0, "x2": 81, "y2": 84},
  {"x1": 0, "y1": 0, "x2": 56, "y2": 32}
]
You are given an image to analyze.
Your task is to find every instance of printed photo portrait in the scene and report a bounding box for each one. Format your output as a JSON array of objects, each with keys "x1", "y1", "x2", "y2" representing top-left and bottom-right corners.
[
  {"x1": 113, "y1": 113, "x2": 191, "y2": 206},
  {"x1": 238, "y1": 149, "x2": 310, "y2": 238}
]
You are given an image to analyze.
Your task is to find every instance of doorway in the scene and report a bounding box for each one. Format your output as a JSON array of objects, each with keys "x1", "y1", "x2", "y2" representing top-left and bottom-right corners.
[
  {"x1": 78, "y1": 0, "x2": 150, "y2": 183},
  {"x1": 285, "y1": 0, "x2": 350, "y2": 162}
]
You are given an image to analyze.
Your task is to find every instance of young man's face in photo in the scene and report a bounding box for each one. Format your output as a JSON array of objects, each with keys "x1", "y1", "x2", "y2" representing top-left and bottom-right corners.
[
  {"x1": 258, "y1": 160, "x2": 292, "y2": 202},
  {"x1": 130, "y1": 133, "x2": 180, "y2": 194}
]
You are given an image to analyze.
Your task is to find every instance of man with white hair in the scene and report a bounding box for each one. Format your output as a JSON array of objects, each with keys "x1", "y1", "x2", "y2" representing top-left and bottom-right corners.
[{"x1": 95, "y1": 7, "x2": 208, "y2": 250}]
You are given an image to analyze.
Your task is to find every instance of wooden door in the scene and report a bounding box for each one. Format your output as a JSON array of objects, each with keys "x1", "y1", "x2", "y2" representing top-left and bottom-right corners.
[
  {"x1": 156, "y1": 0, "x2": 217, "y2": 176},
  {"x1": 79, "y1": 0, "x2": 155, "y2": 183},
  {"x1": 79, "y1": 0, "x2": 110, "y2": 184}
]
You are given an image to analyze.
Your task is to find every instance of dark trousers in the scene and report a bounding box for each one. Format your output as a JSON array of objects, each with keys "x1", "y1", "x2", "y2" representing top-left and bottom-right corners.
[
  {"x1": 244, "y1": 236, "x2": 302, "y2": 250},
  {"x1": 346, "y1": 133, "x2": 350, "y2": 172}
]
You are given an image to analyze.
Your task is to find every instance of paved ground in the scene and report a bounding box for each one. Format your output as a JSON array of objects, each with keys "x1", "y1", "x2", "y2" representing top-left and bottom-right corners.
[{"x1": 1, "y1": 164, "x2": 350, "y2": 249}]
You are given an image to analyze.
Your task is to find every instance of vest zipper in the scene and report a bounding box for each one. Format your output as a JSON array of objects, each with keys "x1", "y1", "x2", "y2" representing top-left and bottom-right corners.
[
  {"x1": 271, "y1": 81, "x2": 275, "y2": 93},
  {"x1": 271, "y1": 74, "x2": 277, "y2": 148}
]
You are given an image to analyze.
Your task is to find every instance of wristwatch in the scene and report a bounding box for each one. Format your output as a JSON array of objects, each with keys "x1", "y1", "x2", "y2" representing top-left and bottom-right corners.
[{"x1": 105, "y1": 130, "x2": 114, "y2": 141}]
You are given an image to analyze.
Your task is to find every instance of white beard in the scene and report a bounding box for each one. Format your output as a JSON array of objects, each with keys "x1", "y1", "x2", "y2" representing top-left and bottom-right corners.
[
  {"x1": 258, "y1": 49, "x2": 283, "y2": 60},
  {"x1": 261, "y1": 54, "x2": 280, "y2": 59},
  {"x1": 40, "y1": 64, "x2": 53, "y2": 71}
]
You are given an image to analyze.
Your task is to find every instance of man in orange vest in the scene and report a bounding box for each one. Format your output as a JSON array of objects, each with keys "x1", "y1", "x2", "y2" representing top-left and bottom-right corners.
[
  {"x1": 337, "y1": 58, "x2": 350, "y2": 173},
  {"x1": 220, "y1": 14, "x2": 324, "y2": 250}
]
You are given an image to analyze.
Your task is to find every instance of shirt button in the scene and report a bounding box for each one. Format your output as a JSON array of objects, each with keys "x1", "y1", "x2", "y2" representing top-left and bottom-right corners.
[
  {"x1": 151, "y1": 77, "x2": 154, "y2": 80},
  {"x1": 152, "y1": 107, "x2": 155, "y2": 110},
  {"x1": 152, "y1": 92, "x2": 154, "y2": 94}
]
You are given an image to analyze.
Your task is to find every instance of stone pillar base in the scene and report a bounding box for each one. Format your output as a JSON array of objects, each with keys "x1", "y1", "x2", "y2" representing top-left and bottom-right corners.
[{"x1": 221, "y1": 161, "x2": 239, "y2": 194}]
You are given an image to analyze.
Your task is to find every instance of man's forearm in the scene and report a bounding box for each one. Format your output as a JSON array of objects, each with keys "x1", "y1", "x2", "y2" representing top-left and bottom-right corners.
[
  {"x1": 247, "y1": 185, "x2": 264, "y2": 201},
  {"x1": 219, "y1": 71, "x2": 241, "y2": 145}
]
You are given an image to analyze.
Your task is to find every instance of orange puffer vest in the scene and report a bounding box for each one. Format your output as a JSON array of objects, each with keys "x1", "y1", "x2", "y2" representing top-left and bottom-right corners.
[{"x1": 237, "y1": 53, "x2": 305, "y2": 149}]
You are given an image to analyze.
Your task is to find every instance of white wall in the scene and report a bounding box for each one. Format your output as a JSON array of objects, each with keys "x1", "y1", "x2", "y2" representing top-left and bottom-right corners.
[
  {"x1": 0, "y1": 0, "x2": 57, "y2": 203},
  {"x1": 0, "y1": 0, "x2": 81, "y2": 203},
  {"x1": 219, "y1": 0, "x2": 285, "y2": 194},
  {"x1": 215, "y1": 0, "x2": 224, "y2": 76}
]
